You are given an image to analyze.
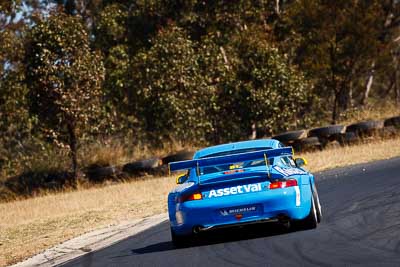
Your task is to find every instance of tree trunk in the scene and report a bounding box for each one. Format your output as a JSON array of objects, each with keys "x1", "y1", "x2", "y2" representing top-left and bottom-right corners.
[
  {"x1": 361, "y1": 62, "x2": 375, "y2": 106},
  {"x1": 67, "y1": 123, "x2": 78, "y2": 188},
  {"x1": 395, "y1": 70, "x2": 400, "y2": 104},
  {"x1": 275, "y1": 0, "x2": 280, "y2": 15},
  {"x1": 348, "y1": 69, "x2": 355, "y2": 108},
  {"x1": 333, "y1": 84, "x2": 351, "y2": 124},
  {"x1": 332, "y1": 92, "x2": 338, "y2": 124},
  {"x1": 337, "y1": 86, "x2": 351, "y2": 113}
]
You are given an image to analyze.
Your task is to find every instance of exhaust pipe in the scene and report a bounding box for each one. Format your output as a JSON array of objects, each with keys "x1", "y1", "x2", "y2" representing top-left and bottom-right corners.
[
  {"x1": 193, "y1": 225, "x2": 213, "y2": 233},
  {"x1": 277, "y1": 214, "x2": 291, "y2": 229},
  {"x1": 193, "y1": 226, "x2": 201, "y2": 234}
]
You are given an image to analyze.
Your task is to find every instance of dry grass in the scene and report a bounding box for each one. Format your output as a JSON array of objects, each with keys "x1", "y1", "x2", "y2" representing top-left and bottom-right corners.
[
  {"x1": 0, "y1": 177, "x2": 176, "y2": 266},
  {"x1": 1, "y1": 137, "x2": 400, "y2": 266},
  {"x1": 79, "y1": 138, "x2": 197, "y2": 168},
  {"x1": 337, "y1": 101, "x2": 399, "y2": 125},
  {"x1": 300, "y1": 138, "x2": 400, "y2": 172}
]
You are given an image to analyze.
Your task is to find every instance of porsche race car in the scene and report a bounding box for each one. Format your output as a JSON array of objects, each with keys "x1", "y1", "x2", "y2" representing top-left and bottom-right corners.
[{"x1": 168, "y1": 139, "x2": 322, "y2": 247}]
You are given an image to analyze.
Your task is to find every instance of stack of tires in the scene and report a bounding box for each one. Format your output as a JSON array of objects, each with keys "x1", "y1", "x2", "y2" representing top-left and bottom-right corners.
[
  {"x1": 85, "y1": 164, "x2": 121, "y2": 182},
  {"x1": 272, "y1": 115, "x2": 400, "y2": 152},
  {"x1": 308, "y1": 125, "x2": 346, "y2": 148},
  {"x1": 121, "y1": 150, "x2": 195, "y2": 177},
  {"x1": 272, "y1": 130, "x2": 319, "y2": 152},
  {"x1": 272, "y1": 125, "x2": 345, "y2": 152},
  {"x1": 383, "y1": 116, "x2": 400, "y2": 138},
  {"x1": 85, "y1": 115, "x2": 400, "y2": 180},
  {"x1": 84, "y1": 150, "x2": 195, "y2": 181},
  {"x1": 345, "y1": 120, "x2": 384, "y2": 138}
]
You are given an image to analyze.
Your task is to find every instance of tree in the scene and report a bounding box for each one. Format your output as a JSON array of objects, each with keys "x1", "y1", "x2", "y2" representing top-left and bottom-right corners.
[
  {"x1": 0, "y1": 1, "x2": 34, "y2": 176},
  {"x1": 197, "y1": 32, "x2": 242, "y2": 143},
  {"x1": 25, "y1": 13, "x2": 105, "y2": 181},
  {"x1": 233, "y1": 26, "x2": 313, "y2": 136},
  {"x1": 131, "y1": 25, "x2": 212, "y2": 145},
  {"x1": 280, "y1": 0, "x2": 398, "y2": 123}
]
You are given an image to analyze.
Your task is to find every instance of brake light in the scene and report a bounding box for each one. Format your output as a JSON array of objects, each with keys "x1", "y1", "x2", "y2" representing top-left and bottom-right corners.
[
  {"x1": 269, "y1": 179, "x2": 298, "y2": 189},
  {"x1": 180, "y1": 192, "x2": 203, "y2": 202},
  {"x1": 191, "y1": 193, "x2": 203, "y2": 200}
]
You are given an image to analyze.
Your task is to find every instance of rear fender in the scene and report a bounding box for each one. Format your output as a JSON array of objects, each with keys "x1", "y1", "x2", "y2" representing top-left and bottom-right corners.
[
  {"x1": 300, "y1": 183, "x2": 313, "y2": 209},
  {"x1": 300, "y1": 174, "x2": 312, "y2": 185},
  {"x1": 168, "y1": 193, "x2": 177, "y2": 223}
]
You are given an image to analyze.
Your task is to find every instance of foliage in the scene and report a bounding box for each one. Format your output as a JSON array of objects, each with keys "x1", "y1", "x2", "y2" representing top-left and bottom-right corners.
[
  {"x1": 131, "y1": 25, "x2": 212, "y2": 145},
  {"x1": 25, "y1": 13, "x2": 105, "y2": 177},
  {"x1": 198, "y1": 25, "x2": 314, "y2": 141},
  {"x1": 233, "y1": 27, "x2": 314, "y2": 135},
  {"x1": 279, "y1": 0, "x2": 400, "y2": 122},
  {"x1": 1, "y1": 0, "x2": 400, "y2": 182},
  {"x1": 0, "y1": 4, "x2": 33, "y2": 177}
]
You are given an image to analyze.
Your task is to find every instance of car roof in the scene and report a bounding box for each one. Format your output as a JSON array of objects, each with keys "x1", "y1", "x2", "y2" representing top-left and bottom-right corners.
[{"x1": 193, "y1": 139, "x2": 281, "y2": 159}]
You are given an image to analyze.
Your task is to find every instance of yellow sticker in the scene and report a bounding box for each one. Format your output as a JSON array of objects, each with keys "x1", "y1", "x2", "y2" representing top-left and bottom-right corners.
[{"x1": 229, "y1": 164, "x2": 242, "y2": 170}]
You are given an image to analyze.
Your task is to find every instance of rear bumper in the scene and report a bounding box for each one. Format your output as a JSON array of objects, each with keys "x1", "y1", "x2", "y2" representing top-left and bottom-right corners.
[
  {"x1": 193, "y1": 217, "x2": 280, "y2": 233},
  {"x1": 170, "y1": 186, "x2": 312, "y2": 236}
]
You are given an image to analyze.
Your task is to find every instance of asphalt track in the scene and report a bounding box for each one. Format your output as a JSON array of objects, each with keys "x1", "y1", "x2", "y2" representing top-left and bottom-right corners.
[{"x1": 63, "y1": 157, "x2": 400, "y2": 267}]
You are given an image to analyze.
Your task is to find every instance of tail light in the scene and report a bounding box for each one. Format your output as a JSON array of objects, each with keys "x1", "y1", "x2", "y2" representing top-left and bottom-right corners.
[
  {"x1": 179, "y1": 192, "x2": 203, "y2": 202},
  {"x1": 269, "y1": 179, "x2": 298, "y2": 189}
]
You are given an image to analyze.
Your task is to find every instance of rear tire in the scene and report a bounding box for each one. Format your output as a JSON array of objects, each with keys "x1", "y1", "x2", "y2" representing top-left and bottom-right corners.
[
  {"x1": 281, "y1": 220, "x2": 291, "y2": 232},
  {"x1": 296, "y1": 196, "x2": 318, "y2": 230},
  {"x1": 312, "y1": 187, "x2": 322, "y2": 223},
  {"x1": 170, "y1": 228, "x2": 191, "y2": 248}
]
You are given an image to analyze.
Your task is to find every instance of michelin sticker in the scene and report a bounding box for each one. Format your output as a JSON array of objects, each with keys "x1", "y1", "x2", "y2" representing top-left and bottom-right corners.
[
  {"x1": 220, "y1": 206, "x2": 257, "y2": 216},
  {"x1": 208, "y1": 183, "x2": 262, "y2": 198},
  {"x1": 273, "y1": 166, "x2": 307, "y2": 176}
]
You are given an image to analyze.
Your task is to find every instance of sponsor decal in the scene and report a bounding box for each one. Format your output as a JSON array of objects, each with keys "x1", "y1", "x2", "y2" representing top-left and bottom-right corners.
[
  {"x1": 273, "y1": 166, "x2": 307, "y2": 177},
  {"x1": 220, "y1": 206, "x2": 257, "y2": 216},
  {"x1": 208, "y1": 183, "x2": 262, "y2": 198}
]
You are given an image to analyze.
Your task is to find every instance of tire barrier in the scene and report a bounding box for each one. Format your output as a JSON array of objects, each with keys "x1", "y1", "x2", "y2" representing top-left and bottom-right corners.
[
  {"x1": 162, "y1": 150, "x2": 195, "y2": 165},
  {"x1": 334, "y1": 132, "x2": 359, "y2": 146},
  {"x1": 346, "y1": 120, "x2": 384, "y2": 136},
  {"x1": 2, "y1": 171, "x2": 74, "y2": 201},
  {"x1": 308, "y1": 125, "x2": 345, "y2": 138},
  {"x1": 272, "y1": 117, "x2": 398, "y2": 153},
  {"x1": 272, "y1": 130, "x2": 307, "y2": 144},
  {"x1": 122, "y1": 158, "x2": 162, "y2": 174},
  {"x1": 85, "y1": 165, "x2": 119, "y2": 182},
  {"x1": 2, "y1": 115, "x2": 399, "y2": 199},
  {"x1": 384, "y1": 116, "x2": 400, "y2": 128},
  {"x1": 122, "y1": 116, "x2": 399, "y2": 169}
]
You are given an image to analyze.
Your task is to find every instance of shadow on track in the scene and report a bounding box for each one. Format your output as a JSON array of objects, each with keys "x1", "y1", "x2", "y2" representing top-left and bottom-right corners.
[{"x1": 131, "y1": 223, "x2": 299, "y2": 255}]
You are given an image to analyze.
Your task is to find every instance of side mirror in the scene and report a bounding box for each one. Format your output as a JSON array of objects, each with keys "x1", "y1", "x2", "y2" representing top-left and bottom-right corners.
[
  {"x1": 176, "y1": 174, "x2": 187, "y2": 184},
  {"x1": 294, "y1": 157, "x2": 308, "y2": 167}
]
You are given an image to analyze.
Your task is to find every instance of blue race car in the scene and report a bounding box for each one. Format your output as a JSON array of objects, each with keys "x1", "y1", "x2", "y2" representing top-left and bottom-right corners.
[{"x1": 168, "y1": 139, "x2": 322, "y2": 247}]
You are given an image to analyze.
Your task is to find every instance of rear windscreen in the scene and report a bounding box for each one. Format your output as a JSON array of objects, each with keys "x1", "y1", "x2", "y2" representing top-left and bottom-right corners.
[{"x1": 199, "y1": 147, "x2": 272, "y2": 176}]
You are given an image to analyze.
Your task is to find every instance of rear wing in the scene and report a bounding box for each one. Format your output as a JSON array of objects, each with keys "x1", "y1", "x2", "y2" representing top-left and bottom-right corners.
[{"x1": 169, "y1": 146, "x2": 293, "y2": 173}]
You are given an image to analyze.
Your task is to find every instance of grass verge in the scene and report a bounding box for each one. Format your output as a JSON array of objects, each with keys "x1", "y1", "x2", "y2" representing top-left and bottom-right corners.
[{"x1": 1, "y1": 137, "x2": 400, "y2": 266}]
